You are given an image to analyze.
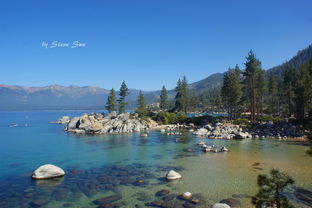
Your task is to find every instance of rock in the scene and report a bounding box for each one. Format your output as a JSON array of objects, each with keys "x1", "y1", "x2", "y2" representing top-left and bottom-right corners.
[
  {"x1": 66, "y1": 117, "x2": 80, "y2": 130},
  {"x1": 160, "y1": 129, "x2": 166, "y2": 133},
  {"x1": 53, "y1": 116, "x2": 70, "y2": 124},
  {"x1": 93, "y1": 194, "x2": 122, "y2": 205},
  {"x1": 30, "y1": 199, "x2": 49, "y2": 207},
  {"x1": 233, "y1": 132, "x2": 248, "y2": 139},
  {"x1": 140, "y1": 133, "x2": 148, "y2": 137},
  {"x1": 65, "y1": 112, "x2": 149, "y2": 135},
  {"x1": 146, "y1": 200, "x2": 163, "y2": 207},
  {"x1": 90, "y1": 122, "x2": 103, "y2": 132},
  {"x1": 197, "y1": 141, "x2": 205, "y2": 146},
  {"x1": 212, "y1": 203, "x2": 231, "y2": 208},
  {"x1": 220, "y1": 198, "x2": 241, "y2": 207},
  {"x1": 220, "y1": 147, "x2": 229, "y2": 152},
  {"x1": 181, "y1": 192, "x2": 192, "y2": 200},
  {"x1": 166, "y1": 170, "x2": 182, "y2": 180},
  {"x1": 194, "y1": 128, "x2": 208, "y2": 136},
  {"x1": 162, "y1": 194, "x2": 176, "y2": 201},
  {"x1": 155, "y1": 189, "x2": 170, "y2": 197},
  {"x1": 32, "y1": 164, "x2": 65, "y2": 179}
]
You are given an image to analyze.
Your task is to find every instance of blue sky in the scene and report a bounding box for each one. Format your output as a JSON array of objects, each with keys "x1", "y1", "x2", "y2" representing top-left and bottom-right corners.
[{"x1": 0, "y1": 0, "x2": 311, "y2": 91}]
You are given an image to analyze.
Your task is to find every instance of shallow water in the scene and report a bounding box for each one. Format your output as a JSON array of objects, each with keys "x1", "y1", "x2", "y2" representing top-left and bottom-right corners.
[{"x1": 0, "y1": 111, "x2": 312, "y2": 208}]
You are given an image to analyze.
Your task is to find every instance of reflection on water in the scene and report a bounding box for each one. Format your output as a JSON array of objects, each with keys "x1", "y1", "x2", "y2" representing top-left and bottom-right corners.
[{"x1": 0, "y1": 111, "x2": 312, "y2": 207}]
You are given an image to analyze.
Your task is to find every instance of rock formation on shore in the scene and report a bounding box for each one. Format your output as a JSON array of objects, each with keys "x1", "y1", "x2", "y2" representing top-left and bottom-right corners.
[
  {"x1": 193, "y1": 123, "x2": 252, "y2": 139},
  {"x1": 65, "y1": 112, "x2": 150, "y2": 134}
]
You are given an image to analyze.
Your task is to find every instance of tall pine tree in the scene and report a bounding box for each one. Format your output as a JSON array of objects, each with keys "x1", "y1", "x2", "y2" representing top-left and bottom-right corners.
[
  {"x1": 268, "y1": 72, "x2": 277, "y2": 115},
  {"x1": 174, "y1": 76, "x2": 189, "y2": 113},
  {"x1": 243, "y1": 50, "x2": 262, "y2": 121},
  {"x1": 136, "y1": 91, "x2": 147, "y2": 117},
  {"x1": 160, "y1": 86, "x2": 168, "y2": 111},
  {"x1": 118, "y1": 81, "x2": 129, "y2": 114},
  {"x1": 105, "y1": 88, "x2": 117, "y2": 112}
]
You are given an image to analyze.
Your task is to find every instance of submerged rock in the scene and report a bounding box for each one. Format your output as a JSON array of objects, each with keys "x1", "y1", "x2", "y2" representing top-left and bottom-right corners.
[
  {"x1": 212, "y1": 203, "x2": 231, "y2": 208},
  {"x1": 32, "y1": 164, "x2": 65, "y2": 179},
  {"x1": 220, "y1": 198, "x2": 241, "y2": 207},
  {"x1": 166, "y1": 170, "x2": 182, "y2": 180},
  {"x1": 155, "y1": 189, "x2": 170, "y2": 197},
  {"x1": 93, "y1": 194, "x2": 122, "y2": 205}
]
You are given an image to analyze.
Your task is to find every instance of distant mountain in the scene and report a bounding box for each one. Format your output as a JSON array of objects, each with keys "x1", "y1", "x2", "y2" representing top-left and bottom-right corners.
[
  {"x1": 267, "y1": 44, "x2": 312, "y2": 76},
  {"x1": 1, "y1": 44, "x2": 311, "y2": 110},
  {"x1": 189, "y1": 73, "x2": 224, "y2": 93}
]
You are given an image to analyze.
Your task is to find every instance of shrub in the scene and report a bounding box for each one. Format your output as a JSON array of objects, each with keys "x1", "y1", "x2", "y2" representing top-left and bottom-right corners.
[{"x1": 152, "y1": 111, "x2": 187, "y2": 125}]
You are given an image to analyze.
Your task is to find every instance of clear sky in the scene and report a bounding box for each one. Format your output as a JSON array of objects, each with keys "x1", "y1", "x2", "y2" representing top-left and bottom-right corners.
[{"x1": 0, "y1": 0, "x2": 311, "y2": 91}]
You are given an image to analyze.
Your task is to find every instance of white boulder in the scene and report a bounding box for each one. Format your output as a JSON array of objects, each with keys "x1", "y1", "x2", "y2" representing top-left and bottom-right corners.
[
  {"x1": 182, "y1": 192, "x2": 192, "y2": 199},
  {"x1": 32, "y1": 164, "x2": 65, "y2": 179},
  {"x1": 166, "y1": 170, "x2": 182, "y2": 180},
  {"x1": 195, "y1": 128, "x2": 208, "y2": 136},
  {"x1": 212, "y1": 203, "x2": 231, "y2": 208}
]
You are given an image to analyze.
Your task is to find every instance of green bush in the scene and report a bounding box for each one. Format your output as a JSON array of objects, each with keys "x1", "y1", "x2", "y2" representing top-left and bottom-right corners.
[
  {"x1": 152, "y1": 111, "x2": 187, "y2": 125},
  {"x1": 186, "y1": 115, "x2": 219, "y2": 126}
]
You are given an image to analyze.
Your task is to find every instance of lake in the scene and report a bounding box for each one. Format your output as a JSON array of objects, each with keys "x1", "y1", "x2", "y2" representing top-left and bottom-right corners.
[{"x1": 0, "y1": 111, "x2": 311, "y2": 208}]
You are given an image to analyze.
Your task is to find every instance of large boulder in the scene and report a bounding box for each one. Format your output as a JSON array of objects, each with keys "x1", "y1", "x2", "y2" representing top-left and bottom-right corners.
[
  {"x1": 194, "y1": 128, "x2": 208, "y2": 136},
  {"x1": 233, "y1": 132, "x2": 248, "y2": 139},
  {"x1": 166, "y1": 170, "x2": 182, "y2": 180},
  {"x1": 32, "y1": 164, "x2": 65, "y2": 179},
  {"x1": 89, "y1": 122, "x2": 103, "y2": 132},
  {"x1": 212, "y1": 203, "x2": 231, "y2": 208}
]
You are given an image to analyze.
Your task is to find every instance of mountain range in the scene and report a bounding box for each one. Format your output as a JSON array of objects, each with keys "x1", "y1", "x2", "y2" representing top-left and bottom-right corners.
[{"x1": 0, "y1": 44, "x2": 311, "y2": 110}]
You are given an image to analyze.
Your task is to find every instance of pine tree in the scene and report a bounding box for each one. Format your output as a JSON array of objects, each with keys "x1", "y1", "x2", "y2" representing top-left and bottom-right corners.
[
  {"x1": 160, "y1": 86, "x2": 168, "y2": 111},
  {"x1": 174, "y1": 76, "x2": 189, "y2": 113},
  {"x1": 174, "y1": 78, "x2": 183, "y2": 112},
  {"x1": 118, "y1": 80, "x2": 129, "y2": 114},
  {"x1": 255, "y1": 69, "x2": 266, "y2": 118},
  {"x1": 105, "y1": 88, "x2": 117, "y2": 112},
  {"x1": 243, "y1": 50, "x2": 262, "y2": 121},
  {"x1": 268, "y1": 72, "x2": 277, "y2": 115},
  {"x1": 221, "y1": 66, "x2": 242, "y2": 119},
  {"x1": 252, "y1": 169, "x2": 294, "y2": 208},
  {"x1": 136, "y1": 91, "x2": 147, "y2": 117}
]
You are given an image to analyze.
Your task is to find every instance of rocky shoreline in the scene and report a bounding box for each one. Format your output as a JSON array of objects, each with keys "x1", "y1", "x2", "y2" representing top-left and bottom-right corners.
[
  {"x1": 52, "y1": 113, "x2": 308, "y2": 140},
  {"x1": 62, "y1": 112, "x2": 150, "y2": 134}
]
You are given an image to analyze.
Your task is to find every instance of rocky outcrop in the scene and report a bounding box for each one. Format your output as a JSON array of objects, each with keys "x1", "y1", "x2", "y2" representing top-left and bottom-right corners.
[
  {"x1": 50, "y1": 116, "x2": 70, "y2": 124},
  {"x1": 193, "y1": 123, "x2": 251, "y2": 140},
  {"x1": 32, "y1": 164, "x2": 65, "y2": 179},
  {"x1": 250, "y1": 122, "x2": 306, "y2": 138},
  {"x1": 64, "y1": 112, "x2": 150, "y2": 134}
]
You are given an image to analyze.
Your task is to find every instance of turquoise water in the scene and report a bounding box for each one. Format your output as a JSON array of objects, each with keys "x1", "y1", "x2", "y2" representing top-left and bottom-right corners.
[{"x1": 0, "y1": 111, "x2": 312, "y2": 208}]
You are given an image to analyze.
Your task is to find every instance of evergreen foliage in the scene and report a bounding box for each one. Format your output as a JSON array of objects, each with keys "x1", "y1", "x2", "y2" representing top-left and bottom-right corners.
[
  {"x1": 105, "y1": 88, "x2": 117, "y2": 112},
  {"x1": 118, "y1": 80, "x2": 129, "y2": 114},
  {"x1": 174, "y1": 76, "x2": 189, "y2": 113},
  {"x1": 252, "y1": 169, "x2": 295, "y2": 208},
  {"x1": 160, "y1": 86, "x2": 168, "y2": 110},
  {"x1": 136, "y1": 91, "x2": 147, "y2": 117}
]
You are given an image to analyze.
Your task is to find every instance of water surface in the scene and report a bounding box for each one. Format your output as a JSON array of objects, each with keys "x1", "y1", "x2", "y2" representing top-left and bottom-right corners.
[{"x1": 0, "y1": 111, "x2": 311, "y2": 208}]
